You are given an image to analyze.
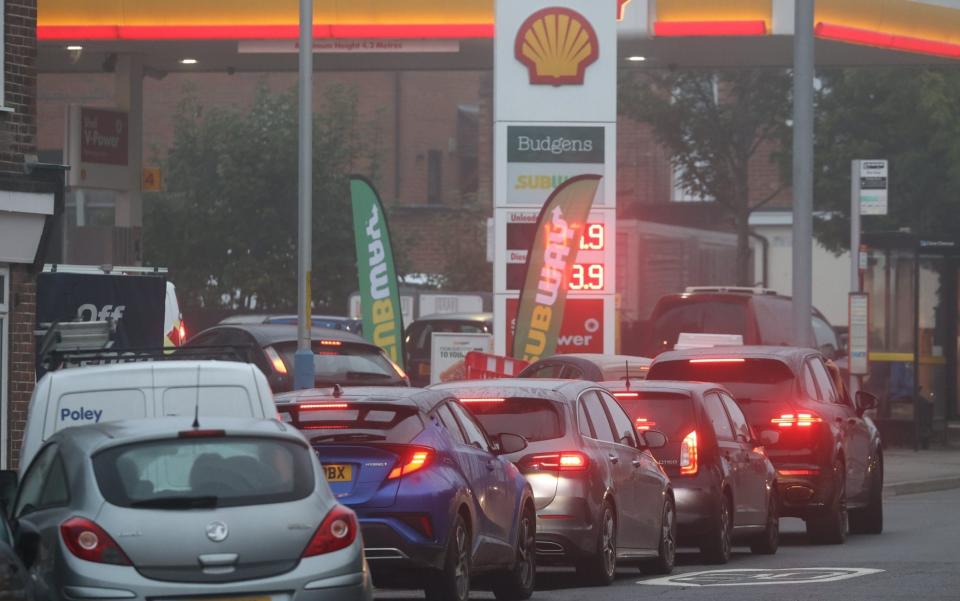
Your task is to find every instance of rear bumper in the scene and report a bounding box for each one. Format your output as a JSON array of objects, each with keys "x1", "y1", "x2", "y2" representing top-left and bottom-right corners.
[
  {"x1": 774, "y1": 470, "x2": 835, "y2": 517},
  {"x1": 533, "y1": 496, "x2": 597, "y2": 565},
  {"x1": 671, "y1": 477, "x2": 721, "y2": 542},
  {"x1": 56, "y1": 542, "x2": 371, "y2": 601},
  {"x1": 358, "y1": 519, "x2": 445, "y2": 580}
]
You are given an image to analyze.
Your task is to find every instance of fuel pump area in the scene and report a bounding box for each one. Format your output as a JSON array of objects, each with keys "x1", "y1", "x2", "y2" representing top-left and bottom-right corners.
[{"x1": 30, "y1": 0, "x2": 960, "y2": 444}]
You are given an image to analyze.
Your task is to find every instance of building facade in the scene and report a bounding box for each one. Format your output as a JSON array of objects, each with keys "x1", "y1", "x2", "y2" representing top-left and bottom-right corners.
[{"x1": 1, "y1": 0, "x2": 58, "y2": 468}]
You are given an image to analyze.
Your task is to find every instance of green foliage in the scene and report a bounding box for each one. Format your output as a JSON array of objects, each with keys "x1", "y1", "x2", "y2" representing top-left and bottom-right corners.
[
  {"x1": 619, "y1": 68, "x2": 792, "y2": 284},
  {"x1": 144, "y1": 83, "x2": 379, "y2": 313},
  {"x1": 813, "y1": 67, "x2": 960, "y2": 253}
]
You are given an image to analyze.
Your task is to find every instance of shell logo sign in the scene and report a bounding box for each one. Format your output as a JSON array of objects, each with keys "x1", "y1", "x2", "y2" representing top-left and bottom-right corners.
[{"x1": 514, "y1": 7, "x2": 599, "y2": 87}]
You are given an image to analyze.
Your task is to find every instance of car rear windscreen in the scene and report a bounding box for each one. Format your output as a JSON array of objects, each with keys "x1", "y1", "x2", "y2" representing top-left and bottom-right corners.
[
  {"x1": 614, "y1": 392, "x2": 695, "y2": 440},
  {"x1": 647, "y1": 300, "x2": 747, "y2": 355},
  {"x1": 275, "y1": 341, "x2": 405, "y2": 386},
  {"x1": 465, "y1": 397, "x2": 563, "y2": 442},
  {"x1": 647, "y1": 359, "x2": 795, "y2": 404},
  {"x1": 292, "y1": 403, "x2": 424, "y2": 444},
  {"x1": 93, "y1": 437, "x2": 314, "y2": 509}
]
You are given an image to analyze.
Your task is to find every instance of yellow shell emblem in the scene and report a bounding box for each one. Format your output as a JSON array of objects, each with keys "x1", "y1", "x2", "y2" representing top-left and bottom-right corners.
[{"x1": 515, "y1": 7, "x2": 600, "y2": 86}]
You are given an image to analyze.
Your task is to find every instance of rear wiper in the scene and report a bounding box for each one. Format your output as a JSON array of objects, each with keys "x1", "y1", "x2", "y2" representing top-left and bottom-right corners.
[
  {"x1": 311, "y1": 432, "x2": 387, "y2": 443},
  {"x1": 130, "y1": 495, "x2": 219, "y2": 509}
]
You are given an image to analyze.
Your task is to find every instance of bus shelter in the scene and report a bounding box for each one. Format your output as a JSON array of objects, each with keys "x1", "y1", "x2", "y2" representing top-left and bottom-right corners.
[{"x1": 861, "y1": 232, "x2": 959, "y2": 449}]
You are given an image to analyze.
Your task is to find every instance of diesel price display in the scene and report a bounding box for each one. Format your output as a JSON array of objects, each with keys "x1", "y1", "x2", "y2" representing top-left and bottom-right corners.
[{"x1": 506, "y1": 221, "x2": 606, "y2": 291}]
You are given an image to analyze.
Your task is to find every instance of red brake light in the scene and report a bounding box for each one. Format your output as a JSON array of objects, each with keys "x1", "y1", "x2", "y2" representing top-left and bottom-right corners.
[
  {"x1": 613, "y1": 392, "x2": 639, "y2": 400},
  {"x1": 459, "y1": 398, "x2": 506, "y2": 404},
  {"x1": 303, "y1": 505, "x2": 357, "y2": 557},
  {"x1": 61, "y1": 517, "x2": 131, "y2": 565},
  {"x1": 771, "y1": 412, "x2": 823, "y2": 428},
  {"x1": 778, "y1": 468, "x2": 820, "y2": 476},
  {"x1": 300, "y1": 403, "x2": 349, "y2": 411},
  {"x1": 519, "y1": 452, "x2": 588, "y2": 473},
  {"x1": 178, "y1": 323, "x2": 187, "y2": 344},
  {"x1": 387, "y1": 447, "x2": 434, "y2": 479},
  {"x1": 319, "y1": 340, "x2": 342, "y2": 347},
  {"x1": 634, "y1": 418, "x2": 656, "y2": 431},
  {"x1": 689, "y1": 358, "x2": 745, "y2": 364},
  {"x1": 679, "y1": 431, "x2": 698, "y2": 475}
]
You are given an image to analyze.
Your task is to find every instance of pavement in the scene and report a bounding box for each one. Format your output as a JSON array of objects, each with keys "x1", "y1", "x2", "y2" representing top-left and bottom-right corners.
[{"x1": 883, "y1": 445, "x2": 960, "y2": 496}]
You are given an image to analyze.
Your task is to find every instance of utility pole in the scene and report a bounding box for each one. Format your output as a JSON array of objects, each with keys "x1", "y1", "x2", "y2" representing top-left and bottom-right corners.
[
  {"x1": 294, "y1": 0, "x2": 315, "y2": 389},
  {"x1": 792, "y1": 0, "x2": 815, "y2": 347}
]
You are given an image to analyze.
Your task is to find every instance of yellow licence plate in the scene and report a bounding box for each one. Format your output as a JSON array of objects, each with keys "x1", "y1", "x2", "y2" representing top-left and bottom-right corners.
[{"x1": 323, "y1": 464, "x2": 353, "y2": 482}]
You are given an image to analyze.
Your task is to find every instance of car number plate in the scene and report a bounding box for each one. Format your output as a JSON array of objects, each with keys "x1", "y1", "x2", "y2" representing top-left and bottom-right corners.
[{"x1": 323, "y1": 464, "x2": 353, "y2": 482}]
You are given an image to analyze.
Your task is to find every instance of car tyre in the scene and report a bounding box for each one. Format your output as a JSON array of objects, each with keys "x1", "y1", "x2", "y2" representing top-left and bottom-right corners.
[
  {"x1": 576, "y1": 501, "x2": 617, "y2": 586},
  {"x1": 750, "y1": 491, "x2": 780, "y2": 554},
  {"x1": 491, "y1": 505, "x2": 536, "y2": 601},
  {"x1": 700, "y1": 492, "x2": 733, "y2": 564},
  {"x1": 849, "y1": 454, "x2": 883, "y2": 535},
  {"x1": 642, "y1": 497, "x2": 677, "y2": 574},
  {"x1": 426, "y1": 514, "x2": 471, "y2": 601},
  {"x1": 807, "y1": 460, "x2": 848, "y2": 545}
]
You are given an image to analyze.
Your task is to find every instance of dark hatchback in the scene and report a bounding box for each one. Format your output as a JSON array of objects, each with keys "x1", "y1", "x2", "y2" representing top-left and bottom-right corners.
[
  {"x1": 183, "y1": 324, "x2": 409, "y2": 392},
  {"x1": 601, "y1": 380, "x2": 780, "y2": 563},
  {"x1": 647, "y1": 346, "x2": 883, "y2": 544}
]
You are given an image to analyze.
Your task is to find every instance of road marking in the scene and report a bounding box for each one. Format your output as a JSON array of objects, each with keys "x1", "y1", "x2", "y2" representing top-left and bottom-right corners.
[{"x1": 639, "y1": 567, "x2": 885, "y2": 587}]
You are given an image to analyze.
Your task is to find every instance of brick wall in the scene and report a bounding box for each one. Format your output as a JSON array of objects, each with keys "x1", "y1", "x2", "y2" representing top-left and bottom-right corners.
[
  {"x1": 2, "y1": 0, "x2": 39, "y2": 468},
  {"x1": 1, "y1": 0, "x2": 37, "y2": 173},
  {"x1": 6, "y1": 265, "x2": 34, "y2": 468}
]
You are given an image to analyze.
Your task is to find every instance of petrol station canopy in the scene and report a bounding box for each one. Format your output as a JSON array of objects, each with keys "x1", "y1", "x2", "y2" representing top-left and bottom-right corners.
[{"x1": 37, "y1": 0, "x2": 960, "y2": 73}]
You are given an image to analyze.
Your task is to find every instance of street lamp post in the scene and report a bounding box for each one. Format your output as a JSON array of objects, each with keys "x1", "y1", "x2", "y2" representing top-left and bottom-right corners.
[
  {"x1": 294, "y1": 0, "x2": 315, "y2": 390},
  {"x1": 792, "y1": 0, "x2": 815, "y2": 347}
]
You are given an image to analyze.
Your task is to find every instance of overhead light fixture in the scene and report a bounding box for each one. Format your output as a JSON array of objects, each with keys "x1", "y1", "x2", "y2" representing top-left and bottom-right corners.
[
  {"x1": 179, "y1": 58, "x2": 198, "y2": 65},
  {"x1": 66, "y1": 45, "x2": 83, "y2": 51},
  {"x1": 627, "y1": 55, "x2": 646, "y2": 62}
]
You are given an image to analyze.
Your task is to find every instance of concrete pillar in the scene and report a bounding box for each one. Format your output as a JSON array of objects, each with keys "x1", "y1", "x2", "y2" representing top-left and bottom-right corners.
[{"x1": 113, "y1": 55, "x2": 143, "y2": 230}]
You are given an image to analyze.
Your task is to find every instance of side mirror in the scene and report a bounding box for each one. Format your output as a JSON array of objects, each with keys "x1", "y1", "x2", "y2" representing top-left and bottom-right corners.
[
  {"x1": 496, "y1": 433, "x2": 529, "y2": 455},
  {"x1": 0, "y1": 470, "x2": 16, "y2": 517},
  {"x1": 14, "y1": 521, "x2": 41, "y2": 569},
  {"x1": 855, "y1": 390, "x2": 878, "y2": 415},
  {"x1": 641, "y1": 430, "x2": 668, "y2": 450},
  {"x1": 757, "y1": 430, "x2": 780, "y2": 446}
]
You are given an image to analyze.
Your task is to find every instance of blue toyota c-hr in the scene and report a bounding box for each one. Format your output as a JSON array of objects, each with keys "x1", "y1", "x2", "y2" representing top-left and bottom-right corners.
[{"x1": 275, "y1": 387, "x2": 537, "y2": 601}]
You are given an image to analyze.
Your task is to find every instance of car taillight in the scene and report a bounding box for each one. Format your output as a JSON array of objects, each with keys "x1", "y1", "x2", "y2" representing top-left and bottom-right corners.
[
  {"x1": 396, "y1": 514, "x2": 434, "y2": 539},
  {"x1": 771, "y1": 412, "x2": 823, "y2": 428},
  {"x1": 303, "y1": 505, "x2": 358, "y2": 557},
  {"x1": 679, "y1": 431, "x2": 698, "y2": 476},
  {"x1": 613, "y1": 392, "x2": 639, "y2": 400},
  {"x1": 178, "y1": 322, "x2": 187, "y2": 344},
  {"x1": 387, "y1": 447, "x2": 434, "y2": 479},
  {"x1": 264, "y1": 346, "x2": 288, "y2": 375},
  {"x1": 61, "y1": 517, "x2": 131, "y2": 566},
  {"x1": 519, "y1": 452, "x2": 588, "y2": 474},
  {"x1": 634, "y1": 417, "x2": 656, "y2": 431}
]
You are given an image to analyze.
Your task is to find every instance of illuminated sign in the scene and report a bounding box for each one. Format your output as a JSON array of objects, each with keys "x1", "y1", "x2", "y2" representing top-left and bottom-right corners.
[
  {"x1": 505, "y1": 221, "x2": 607, "y2": 292},
  {"x1": 514, "y1": 7, "x2": 599, "y2": 86}
]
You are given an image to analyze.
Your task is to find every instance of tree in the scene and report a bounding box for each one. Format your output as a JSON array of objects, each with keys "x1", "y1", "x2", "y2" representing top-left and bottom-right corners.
[
  {"x1": 144, "y1": 83, "x2": 379, "y2": 315},
  {"x1": 812, "y1": 67, "x2": 960, "y2": 252},
  {"x1": 620, "y1": 69, "x2": 792, "y2": 285}
]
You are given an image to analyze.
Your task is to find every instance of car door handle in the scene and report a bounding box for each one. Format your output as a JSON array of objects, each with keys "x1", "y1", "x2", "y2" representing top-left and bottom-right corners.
[
  {"x1": 608, "y1": 453, "x2": 619, "y2": 464},
  {"x1": 487, "y1": 459, "x2": 497, "y2": 471},
  {"x1": 632, "y1": 459, "x2": 642, "y2": 468},
  {"x1": 847, "y1": 418, "x2": 859, "y2": 425},
  {"x1": 198, "y1": 553, "x2": 238, "y2": 567}
]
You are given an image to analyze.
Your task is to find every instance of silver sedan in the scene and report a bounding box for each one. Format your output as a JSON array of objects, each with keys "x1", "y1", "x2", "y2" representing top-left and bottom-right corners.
[{"x1": 7, "y1": 417, "x2": 372, "y2": 601}]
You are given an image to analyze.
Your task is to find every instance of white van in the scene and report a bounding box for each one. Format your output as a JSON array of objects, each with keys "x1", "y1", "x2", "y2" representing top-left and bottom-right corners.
[{"x1": 17, "y1": 361, "x2": 277, "y2": 475}]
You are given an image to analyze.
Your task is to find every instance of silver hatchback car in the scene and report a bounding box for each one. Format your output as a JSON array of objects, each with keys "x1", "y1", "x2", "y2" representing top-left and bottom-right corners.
[{"x1": 7, "y1": 417, "x2": 372, "y2": 601}]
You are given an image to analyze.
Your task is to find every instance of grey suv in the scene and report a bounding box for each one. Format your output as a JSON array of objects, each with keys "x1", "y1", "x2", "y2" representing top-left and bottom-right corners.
[
  {"x1": 7, "y1": 417, "x2": 372, "y2": 601},
  {"x1": 432, "y1": 379, "x2": 676, "y2": 586}
]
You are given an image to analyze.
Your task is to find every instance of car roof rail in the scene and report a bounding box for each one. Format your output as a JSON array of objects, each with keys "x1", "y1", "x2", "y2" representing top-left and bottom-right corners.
[{"x1": 683, "y1": 286, "x2": 779, "y2": 296}]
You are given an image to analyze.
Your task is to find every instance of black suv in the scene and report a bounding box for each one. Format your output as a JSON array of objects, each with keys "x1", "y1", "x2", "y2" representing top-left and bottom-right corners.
[
  {"x1": 646, "y1": 346, "x2": 883, "y2": 544},
  {"x1": 602, "y1": 380, "x2": 780, "y2": 563}
]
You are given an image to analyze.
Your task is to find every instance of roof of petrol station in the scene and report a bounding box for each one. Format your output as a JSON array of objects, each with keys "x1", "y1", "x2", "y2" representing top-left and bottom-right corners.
[{"x1": 37, "y1": 0, "x2": 960, "y2": 73}]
